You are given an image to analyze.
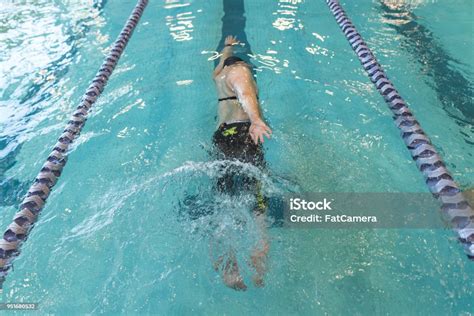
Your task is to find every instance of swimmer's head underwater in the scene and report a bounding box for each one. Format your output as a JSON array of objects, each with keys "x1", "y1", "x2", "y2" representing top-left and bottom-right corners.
[
  {"x1": 222, "y1": 55, "x2": 254, "y2": 71},
  {"x1": 223, "y1": 56, "x2": 245, "y2": 68}
]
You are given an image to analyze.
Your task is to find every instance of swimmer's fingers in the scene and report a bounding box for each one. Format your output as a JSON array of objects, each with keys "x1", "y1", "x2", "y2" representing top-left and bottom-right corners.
[
  {"x1": 250, "y1": 123, "x2": 272, "y2": 144},
  {"x1": 261, "y1": 124, "x2": 272, "y2": 140},
  {"x1": 264, "y1": 125, "x2": 272, "y2": 135},
  {"x1": 256, "y1": 134, "x2": 262, "y2": 145},
  {"x1": 256, "y1": 132, "x2": 264, "y2": 144},
  {"x1": 225, "y1": 35, "x2": 239, "y2": 46},
  {"x1": 262, "y1": 130, "x2": 271, "y2": 140},
  {"x1": 250, "y1": 130, "x2": 259, "y2": 145}
]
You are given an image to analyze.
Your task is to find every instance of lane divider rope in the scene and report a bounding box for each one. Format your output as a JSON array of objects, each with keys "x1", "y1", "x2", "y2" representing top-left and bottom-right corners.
[
  {"x1": 325, "y1": 0, "x2": 474, "y2": 259},
  {"x1": 0, "y1": 0, "x2": 149, "y2": 288}
]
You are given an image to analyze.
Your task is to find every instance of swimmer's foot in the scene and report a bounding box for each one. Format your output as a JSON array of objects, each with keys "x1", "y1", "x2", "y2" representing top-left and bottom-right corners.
[
  {"x1": 252, "y1": 274, "x2": 264, "y2": 288},
  {"x1": 213, "y1": 255, "x2": 224, "y2": 272},
  {"x1": 222, "y1": 256, "x2": 247, "y2": 291},
  {"x1": 250, "y1": 253, "x2": 266, "y2": 288},
  {"x1": 251, "y1": 242, "x2": 269, "y2": 288}
]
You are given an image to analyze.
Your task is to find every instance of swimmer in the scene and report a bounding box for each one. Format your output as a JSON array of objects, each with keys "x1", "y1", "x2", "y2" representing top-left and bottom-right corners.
[{"x1": 211, "y1": 35, "x2": 272, "y2": 291}]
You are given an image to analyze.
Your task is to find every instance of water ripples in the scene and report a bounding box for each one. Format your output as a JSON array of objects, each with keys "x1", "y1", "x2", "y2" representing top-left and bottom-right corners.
[
  {"x1": 272, "y1": 0, "x2": 303, "y2": 31},
  {"x1": 0, "y1": 1, "x2": 107, "y2": 185},
  {"x1": 164, "y1": 0, "x2": 195, "y2": 42}
]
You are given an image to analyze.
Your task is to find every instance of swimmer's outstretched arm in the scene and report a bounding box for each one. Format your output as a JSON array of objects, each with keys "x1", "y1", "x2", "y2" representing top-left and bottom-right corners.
[
  {"x1": 213, "y1": 35, "x2": 238, "y2": 78},
  {"x1": 226, "y1": 70, "x2": 273, "y2": 144}
]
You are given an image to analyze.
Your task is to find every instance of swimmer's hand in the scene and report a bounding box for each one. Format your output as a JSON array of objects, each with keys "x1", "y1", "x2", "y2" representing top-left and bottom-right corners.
[
  {"x1": 225, "y1": 35, "x2": 239, "y2": 46},
  {"x1": 250, "y1": 120, "x2": 272, "y2": 145}
]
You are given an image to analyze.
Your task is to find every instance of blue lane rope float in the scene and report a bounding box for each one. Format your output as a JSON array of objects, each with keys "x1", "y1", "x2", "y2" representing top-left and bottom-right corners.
[
  {"x1": 325, "y1": 0, "x2": 474, "y2": 259},
  {"x1": 0, "y1": 0, "x2": 149, "y2": 288}
]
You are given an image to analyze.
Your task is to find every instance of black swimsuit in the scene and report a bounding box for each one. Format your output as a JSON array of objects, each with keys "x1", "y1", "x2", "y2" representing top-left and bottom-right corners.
[
  {"x1": 218, "y1": 95, "x2": 259, "y2": 102},
  {"x1": 213, "y1": 121, "x2": 264, "y2": 166},
  {"x1": 218, "y1": 96, "x2": 238, "y2": 102}
]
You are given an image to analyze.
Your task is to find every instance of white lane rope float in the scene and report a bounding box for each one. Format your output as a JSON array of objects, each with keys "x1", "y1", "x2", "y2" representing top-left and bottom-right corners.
[
  {"x1": 0, "y1": 0, "x2": 149, "y2": 288},
  {"x1": 325, "y1": 0, "x2": 474, "y2": 259}
]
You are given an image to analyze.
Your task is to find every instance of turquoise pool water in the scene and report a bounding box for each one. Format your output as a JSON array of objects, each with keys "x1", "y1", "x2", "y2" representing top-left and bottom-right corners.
[{"x1": 0, "y1": 0, "x2": 473, "y2": 314}]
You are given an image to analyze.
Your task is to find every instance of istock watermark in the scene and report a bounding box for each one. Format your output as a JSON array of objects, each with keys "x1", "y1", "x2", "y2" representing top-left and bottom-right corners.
[
  {"x1": 283, "y1": 193, "x2": 450, "y2": 229},
  {"x1": 289, "y1": 198, "x2": 333, "y2": 211}
]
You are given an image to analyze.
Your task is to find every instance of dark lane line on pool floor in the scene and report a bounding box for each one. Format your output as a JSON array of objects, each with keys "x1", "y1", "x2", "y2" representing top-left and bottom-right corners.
[{"x1": 215, "y1": 0, "x2": 254, "y2": 67}]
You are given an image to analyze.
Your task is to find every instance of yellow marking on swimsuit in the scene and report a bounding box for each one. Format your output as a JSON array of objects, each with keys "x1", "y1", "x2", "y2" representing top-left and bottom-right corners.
[
  {"x1": 222, "y1": 126, "x2": 238, "y2": 136},
  {"x1": 256, "y1": 192, "x2": 266, "y2": 210},
  {"x1": 256, "y1": 182, "x2": 267, "y2": 211}
]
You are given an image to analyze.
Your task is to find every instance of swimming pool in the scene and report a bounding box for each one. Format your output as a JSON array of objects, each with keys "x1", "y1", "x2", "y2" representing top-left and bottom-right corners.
[{"x1": 0, "y1": 0, "x2": 473, "y2": 314}]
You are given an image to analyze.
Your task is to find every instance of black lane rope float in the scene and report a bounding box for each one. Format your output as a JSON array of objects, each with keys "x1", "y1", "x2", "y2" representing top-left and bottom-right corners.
[
  {"x1": 325, "y1": 0, "x2": 474, "y2": 259},
  {"x1": 0, "y1": 0, "x2": 149, "y2": 288}
]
